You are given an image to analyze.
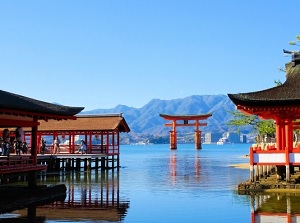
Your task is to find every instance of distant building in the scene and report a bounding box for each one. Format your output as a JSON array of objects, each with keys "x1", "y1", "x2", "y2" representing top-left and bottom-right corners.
[
  {"x1": 226, "y1": 132, "x2": 240, "y2": 143},
  {"x1": 204, "y1": 132, "x2": 222, "y2": 144},
  {"x1": 240, "y1": 134, "x2": 247, "y2": 143}
]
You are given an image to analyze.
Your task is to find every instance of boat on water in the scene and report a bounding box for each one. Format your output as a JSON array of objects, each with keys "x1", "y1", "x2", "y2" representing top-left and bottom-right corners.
[{"x1": 217, "y1": 137, "x2": 229, "y2": 145}]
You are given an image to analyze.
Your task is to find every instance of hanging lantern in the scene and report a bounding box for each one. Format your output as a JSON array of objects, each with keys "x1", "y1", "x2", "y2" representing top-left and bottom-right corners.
[
  {"x1": 95, "y1": 134, "x2": 99, "y2": 140},
  {"x1": 61, "y1": 133, "x2": 65, "y2": 140}
]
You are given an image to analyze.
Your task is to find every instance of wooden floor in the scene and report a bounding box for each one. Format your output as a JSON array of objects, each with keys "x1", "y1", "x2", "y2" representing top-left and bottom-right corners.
[
  {"x1": 0, "y1": 152, "x2": 118, "y2": 176},
  {"x1": 37, "y1": 153, "x2": 108, "y2": 159}
]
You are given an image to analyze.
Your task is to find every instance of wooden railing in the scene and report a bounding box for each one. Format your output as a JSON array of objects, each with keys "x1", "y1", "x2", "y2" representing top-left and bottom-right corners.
[
  {"x1": 36, "y1": 145, "x2": 119, "y2": 155},
  {"x1": 0, "y1": 156, "x2": 46, "y2": 174}
]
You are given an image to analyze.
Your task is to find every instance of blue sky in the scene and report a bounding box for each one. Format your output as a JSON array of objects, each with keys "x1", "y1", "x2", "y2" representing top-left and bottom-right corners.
[{"x1": 0, "y1": 1, "x2": 299, "y2": 111}]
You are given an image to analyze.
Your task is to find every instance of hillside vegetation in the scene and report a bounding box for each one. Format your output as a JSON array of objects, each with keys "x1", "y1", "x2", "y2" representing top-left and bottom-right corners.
[{"x1": 82, "y1": 95, "x2": 253, "y2": 143}]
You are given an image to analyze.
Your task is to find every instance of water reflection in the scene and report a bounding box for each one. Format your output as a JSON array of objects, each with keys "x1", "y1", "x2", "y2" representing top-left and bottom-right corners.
[
  {"x1": 0, "y1": 207, "x2": 46, "y2": 223},
  {"x1": 250, "y1": 193, "x2": 300, "y2": 223},
  {"x1": 9, "y1": 171, "x2": 130, "y2": 222},
  {"x1": 169, "y1": 153, "x2": 201, "y2": 184}
]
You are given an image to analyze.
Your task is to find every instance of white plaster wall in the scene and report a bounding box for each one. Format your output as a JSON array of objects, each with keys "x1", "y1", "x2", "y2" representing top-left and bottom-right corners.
[
  {"x1": 253, "y1": 153, "x2": 285, "y2": 164},
  {"x1": 255, "y1": 215, "x2": 300, "y2": 223}
]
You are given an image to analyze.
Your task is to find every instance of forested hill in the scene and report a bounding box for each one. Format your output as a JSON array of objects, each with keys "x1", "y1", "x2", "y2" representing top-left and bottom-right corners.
[{"x1": 81, "y1": 95, "x2": 249, "y2": 135}]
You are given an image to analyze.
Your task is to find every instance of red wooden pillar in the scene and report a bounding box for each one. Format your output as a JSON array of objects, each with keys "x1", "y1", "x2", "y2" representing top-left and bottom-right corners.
[
  {"x1": 285, "y1": 119, "x2": 293, "y2": 182},
  {"x1": 276, "y1": 119, "x2": 285, "y2": 151},
  {"x1": 31, "y1": 124, "x2": 38, "y2": 165},
  {"x1": 169, "y1": 131, "x2": 175, "y2": 149},
  {"x1": 195, "y1": 131, "x2": 201, "y2": 150},
  {"x1": 117, "y1": 131, "x2": 120, "y2": 153},
  {"x1": 112, "y1": 132, "x2": 115, "y2": 154},
  {"x1": 71, "y1": 132, "x2": 75, "y2": 153},
  {"x1": 170, "y1": 120, "x2": 177, "y2": 149},
  {"x1": 89, "y1": 132, "x2": 92, "y2": 154},
  {"x1": 37, "y1": 132, "x2": 41, "y2": 154},
  {"x1": 281, "y1": 121, "x2": 286, "y2": 151},
  {"x1": 287, "y1": 120, "x2": 293, "y2": 151},
  {"x1": 195, "y1": 120, "x2": 202, "y2": 149},
  {"x1": 29, "y1": 119, "x2": 38, "y2": 188},
  {"x1": 101, "y1": 133, "x2": 104, "y2": 153},
  {"x1": 275, "y1": 118, "x2": 281, "y2": 150},
  {"x1": 106, "y1": 132, "x2": 109, "y2": 154}
]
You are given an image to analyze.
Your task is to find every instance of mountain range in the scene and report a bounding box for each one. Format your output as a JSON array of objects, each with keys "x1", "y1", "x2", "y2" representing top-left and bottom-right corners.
[{"x1": 81, "y1": 95, "x2": 252, "y2": 141}]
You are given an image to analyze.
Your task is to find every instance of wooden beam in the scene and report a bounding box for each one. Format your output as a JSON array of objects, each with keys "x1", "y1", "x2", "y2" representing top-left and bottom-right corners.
[
  {"x1": 0, "y1": 118, "x2": 40, "y2": 127},
  {"x1": 165, "y1": 123, "x2": 207, "y2": 127},
  {"x1": 160, "y1": 113, "x2": 212, "y2": 120},
  {"x1": 0, "y1": 109, "x2": 77, "y2": 121}
]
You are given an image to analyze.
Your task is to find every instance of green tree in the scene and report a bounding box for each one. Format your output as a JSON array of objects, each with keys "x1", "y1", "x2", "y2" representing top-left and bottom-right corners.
[
  {"x1": 227, "y1": 110, "x2": 275, "y2": 139},
  {"x1": 289, "y1": 35, "x2": 300, "y2": 46}
]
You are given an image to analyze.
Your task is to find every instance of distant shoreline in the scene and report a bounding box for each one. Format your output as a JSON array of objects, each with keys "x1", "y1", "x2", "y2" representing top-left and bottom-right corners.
[
  {"x1": 228, "y1": 155, "x2": 249, "y2": 169},
  {"x1": 228, "y1": 163, "x2": 249, "y2": 169}
]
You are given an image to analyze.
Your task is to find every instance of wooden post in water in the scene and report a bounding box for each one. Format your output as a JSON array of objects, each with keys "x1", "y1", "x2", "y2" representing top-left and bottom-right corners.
[
  {"x1": 101, "y1": 157, "x2": 105, "y2": 170},
  {"x1": 76, "y1": 158, "x2": 81, "y2": 171},
  {"x1": 66, "y1": 158, "x2": 71, "y2": 171},
  {"x1": 117, "y1": 155, "x2": 120, "y2": 170},
  {"x1": 84, "y1": 158, "x2": 88, "y2": 171},
  {"x1": 169, "y1": 131, "x2": 177, "y2": 150},
  {"x1": 95, "y1": 157, "x2": 99, "y2": 171},
  {"x1": 195, "y1": 130, "x2": 201, "y2": 150}
]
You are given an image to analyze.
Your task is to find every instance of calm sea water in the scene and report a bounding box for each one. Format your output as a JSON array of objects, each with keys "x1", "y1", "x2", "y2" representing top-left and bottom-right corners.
[
  {"x1": 4, "y1": 143, "x2": 297, "y2": 222},
  {"x1": 118, "y1": 143, "x2": 250, "y2": 223}
]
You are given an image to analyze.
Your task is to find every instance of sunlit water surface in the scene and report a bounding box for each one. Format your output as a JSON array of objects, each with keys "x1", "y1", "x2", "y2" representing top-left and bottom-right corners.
[{"x1": 4, "y1": 143, "x2": 294, "y2": 223}]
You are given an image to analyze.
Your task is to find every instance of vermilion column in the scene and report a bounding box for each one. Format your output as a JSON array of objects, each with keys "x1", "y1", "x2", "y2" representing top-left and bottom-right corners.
[
  {"x1": 195, "y1": 131, "x2": 201, "y2": 149},
  {"x1": 170, "y1": 131, "x2": 177, "y2": 149},
  {"x1": 170, "y1": 121, "x2": 177, "y2": 149},
  {"x1": 287, "y1": 120, "x2": 293, "y2": 151},
  {"x1": 195, "y1": 120, "x2": 201, "y2": 150},
  {"x1": 281, "y1": 122, "x2": 286, "y2": 151},
  {"x1": 285, "y1": 120, "x2": 293, "y2": 182},
  {"x1": 275, "y1": 118, "x2": 281, "y2": 150},
  {"x1": 31, "y1": 123, "x2": 38, "y2": 165},
  {"x1": 29, "y1": 119, "x2": 38, "y2": 188}
]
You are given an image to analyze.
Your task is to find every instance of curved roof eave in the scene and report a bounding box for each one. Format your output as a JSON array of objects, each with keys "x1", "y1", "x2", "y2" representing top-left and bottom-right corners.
[
  {"x1": 0, "y1": 90, "x2": 84, "y2": 119},
  {"x1": 228, "y1": 62, "x2": 300, "y2": 108}
]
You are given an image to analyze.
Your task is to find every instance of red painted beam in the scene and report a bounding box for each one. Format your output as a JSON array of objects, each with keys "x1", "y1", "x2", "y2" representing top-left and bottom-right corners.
[
  {"x1": 165, "y1": 123, "x2": 207, "y2": 127},
  {"x1": 0, "y1": 118, "x2": 40, "y2": 127}
]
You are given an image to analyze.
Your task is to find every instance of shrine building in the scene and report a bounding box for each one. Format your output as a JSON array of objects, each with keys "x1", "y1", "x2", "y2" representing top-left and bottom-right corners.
[
  {"x1": 228, "y1": 49, "x2": 300, "y2": 182},
  {"x1": 0, "y1": 89, "x2": 84, "y2": 187}
]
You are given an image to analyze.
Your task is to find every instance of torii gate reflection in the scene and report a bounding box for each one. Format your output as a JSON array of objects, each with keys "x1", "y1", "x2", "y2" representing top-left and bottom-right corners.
[{"x1": 170, "y1": 153, "x2": 201, "y2": 184}]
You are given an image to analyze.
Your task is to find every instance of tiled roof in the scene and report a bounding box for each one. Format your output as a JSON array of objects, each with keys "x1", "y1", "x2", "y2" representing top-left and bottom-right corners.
[
  {"x1": 0, "y1": 90, "x2": 84, "y2": 118},
  {"x1": 37, "y1": 114, "x2": 130, "y2": 132},
  {"x1": 228, "y1": 62, "x2": 300, "y2": 107}
]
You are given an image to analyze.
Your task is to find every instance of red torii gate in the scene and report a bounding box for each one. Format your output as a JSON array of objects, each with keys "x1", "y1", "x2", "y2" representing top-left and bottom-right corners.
[{"x1": 160, "y1": 114, "x2": 212, "y2": 150}]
